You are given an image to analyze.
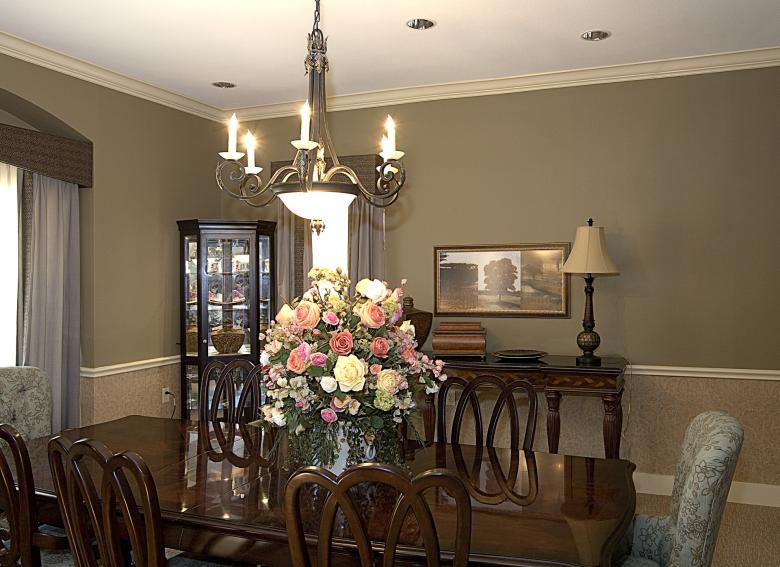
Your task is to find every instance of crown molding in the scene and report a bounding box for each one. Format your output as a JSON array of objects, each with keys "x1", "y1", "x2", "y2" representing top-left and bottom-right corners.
[
  {"x1": 233, "y1": 47, "x2": 780, "y2": 120},
  {"x1": 0, "y1": 32, "x2": 222, "y2": 121},
  {"x1": 2, "y1": 31, "x2": 777, "y2": 123}
]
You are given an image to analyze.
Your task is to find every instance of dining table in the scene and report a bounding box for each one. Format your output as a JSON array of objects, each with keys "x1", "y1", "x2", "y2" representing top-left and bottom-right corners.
[{"x1": 22, "y1": 415, "x2": 636, "y2": 566}]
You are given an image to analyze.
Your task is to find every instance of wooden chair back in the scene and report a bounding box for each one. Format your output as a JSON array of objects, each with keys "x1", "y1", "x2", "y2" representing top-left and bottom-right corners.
[
  {"x1": 437, "y1": 374, "x2": 538, "y2": 451},
  {"x1": 48, "y1": 436, "x2": 166, "y2": 567},
  {"x1": 198, "y1": 359, "x2": 263, "y2": 424},
  {"x1": 1, "y1": 424, "x2": 38, "y2": 566},
  {"x1": 285, "y1": 463, "x2": 472, "y2": 567}
]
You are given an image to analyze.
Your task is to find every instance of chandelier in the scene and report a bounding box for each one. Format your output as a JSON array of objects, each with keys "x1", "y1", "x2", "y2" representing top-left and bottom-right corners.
[{"x1": 215, "y1": 0, "x2": 407, "y2": 234}]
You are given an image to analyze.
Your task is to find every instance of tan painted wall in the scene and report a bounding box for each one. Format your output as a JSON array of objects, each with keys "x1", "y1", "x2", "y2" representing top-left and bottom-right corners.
[
  {"x1": 233, "y1": 67, "x2": 780, "y2": 369},
  {"x1": 0, "y1": 53, "x2": 224, "y2": 367}
]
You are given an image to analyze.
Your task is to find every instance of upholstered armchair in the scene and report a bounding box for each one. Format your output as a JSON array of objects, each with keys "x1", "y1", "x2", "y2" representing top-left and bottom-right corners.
[
  {"x1": 620, "y1": 410, "x2": 744, "y2": 567},
  {"x1": 0, "y1": 367, "x2": 52, "y2": 440}
]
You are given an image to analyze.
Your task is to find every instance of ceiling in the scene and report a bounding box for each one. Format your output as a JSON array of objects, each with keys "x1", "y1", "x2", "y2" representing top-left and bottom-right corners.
[{"x1": 2, "y1": 0, "x2": 778, "y2": 112}]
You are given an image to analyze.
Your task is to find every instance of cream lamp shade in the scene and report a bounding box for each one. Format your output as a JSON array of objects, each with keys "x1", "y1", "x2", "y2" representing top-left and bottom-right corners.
[{"x1": 562, "y1": 225, "x2": 619, "y2": 276}]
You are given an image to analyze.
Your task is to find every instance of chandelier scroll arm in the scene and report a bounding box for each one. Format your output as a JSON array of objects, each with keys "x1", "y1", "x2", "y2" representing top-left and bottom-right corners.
[
  {"x1": 324, "y1": 162, "x2": 406, "y2": 208},
  {"x1": 216, "y1": 160, "x2": 301, "y2": 208}
]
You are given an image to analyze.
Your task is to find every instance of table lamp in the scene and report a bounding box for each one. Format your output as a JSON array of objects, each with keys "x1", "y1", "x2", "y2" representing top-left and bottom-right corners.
[{"x1": 562, "y1": 219, "x2": 619, "y2": 366}]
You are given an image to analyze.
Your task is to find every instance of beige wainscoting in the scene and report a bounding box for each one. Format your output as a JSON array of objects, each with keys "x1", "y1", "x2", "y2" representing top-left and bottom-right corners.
[{"x1": 80, "y1": 358, "x2": 181, "y2": 426}]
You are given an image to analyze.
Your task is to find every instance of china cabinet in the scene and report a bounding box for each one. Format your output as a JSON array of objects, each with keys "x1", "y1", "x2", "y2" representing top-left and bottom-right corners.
[{"x1": 177, "y1": 219, "x2": 276, "y2": 419}]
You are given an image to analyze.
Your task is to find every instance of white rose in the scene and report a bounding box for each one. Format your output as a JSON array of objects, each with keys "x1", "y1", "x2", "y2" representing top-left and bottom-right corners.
[
  {"x1": 260, "y1": 351, "x2": 270, "y2": 366},
  {"x1": 275, "y1": 304, "x2": 294, "y2": 325},
  {"x1": 320, "y1": 375, "x2": 338, "y2": 393},
  {"x1": 270, "y1": 407, "x2": 287, "y2": 427},
  {"x1": 294, "y1": 424, "x2": 305, "y2": 435},
  {"x1": 355, "y1": 278, "x2": 388, "y2": 302},
  {"x1": 400, "y1": 320, "x2": 416, "y2": 337}
]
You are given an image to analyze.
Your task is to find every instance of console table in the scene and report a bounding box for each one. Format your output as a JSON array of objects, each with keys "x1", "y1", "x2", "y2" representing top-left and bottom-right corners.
[{"x1": 426, "y1": 355, "x2": 628, "y2": 459}]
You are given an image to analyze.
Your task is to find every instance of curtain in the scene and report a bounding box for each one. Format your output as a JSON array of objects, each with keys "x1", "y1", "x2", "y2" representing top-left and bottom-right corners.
[
  {"x1": 275, "y1": 200, "x2": 312, "y2": 308},
  {"x1": 348, "y1": 198, "x2": 385, "y2": 284},
  {"x1": 18, "y1": 171, "x2": 80, "y2": 431},
  {"x1": 0, "y1": 163, "x2": 17, "y2": 366}
]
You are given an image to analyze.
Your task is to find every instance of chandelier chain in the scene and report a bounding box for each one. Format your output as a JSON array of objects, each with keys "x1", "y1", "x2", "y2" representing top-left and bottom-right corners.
[{"x1": 313, "y1": 0, "x2": 321, "y2": 32}]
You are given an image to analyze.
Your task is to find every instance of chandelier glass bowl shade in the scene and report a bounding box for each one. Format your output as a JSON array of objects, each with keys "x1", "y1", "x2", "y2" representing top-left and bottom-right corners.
[{"x1": 215, "y1": 0, "x2": 407, "y2": 232}]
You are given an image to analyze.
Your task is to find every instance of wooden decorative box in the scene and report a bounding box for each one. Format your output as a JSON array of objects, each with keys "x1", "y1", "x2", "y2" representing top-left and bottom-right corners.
[{"x1": 432, "y1": 322, "x2": 487, "y2": 358}]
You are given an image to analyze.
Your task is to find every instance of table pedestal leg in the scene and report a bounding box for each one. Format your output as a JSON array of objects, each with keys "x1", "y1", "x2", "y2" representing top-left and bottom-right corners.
[
  {"x1": 545, "y1": 390, "x2": 562, "y2": 453},
  {"x1": 602, "y1": 391, "x2": 623, "y2": 459}
]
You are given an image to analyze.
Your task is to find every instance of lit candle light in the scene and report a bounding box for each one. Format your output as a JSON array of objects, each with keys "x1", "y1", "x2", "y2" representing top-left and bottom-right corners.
[
  {"x1": 227, "y1": 113, "x2": 239, "y2": 155},
  {"x1": 243, "y1": 132, "x2": 256, "y2": 169},
  {"x1": 385, "y1": 115, "x2": 396, "y2": 154},
  {"x1": 300, "y1": 101, "x2": 311, "y2": 142},
  {"x1": 380, "y1": 134, "x2": 390, "y2": 157}
]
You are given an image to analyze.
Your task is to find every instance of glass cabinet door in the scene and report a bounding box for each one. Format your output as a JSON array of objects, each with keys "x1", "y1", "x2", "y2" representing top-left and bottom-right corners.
[
  {"x1": 259, "y1": 234, "x2": 272, "y2": 334},
  {"x1": 206, "y1": 237, "x2": 252, "y2": 357},
  {"x1": 184, "y1": 236, "x2": 199, "y2": 357}
]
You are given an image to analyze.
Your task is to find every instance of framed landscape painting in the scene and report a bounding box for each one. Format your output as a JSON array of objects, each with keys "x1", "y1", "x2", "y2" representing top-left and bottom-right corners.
[{"x1": 434, "y1": 243, "x2": 571, "y2": 317}]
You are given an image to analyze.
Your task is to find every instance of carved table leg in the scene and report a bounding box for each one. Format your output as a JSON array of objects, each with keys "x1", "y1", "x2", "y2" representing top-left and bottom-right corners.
[
  {"x1": 423, "y1": 393, "x2": 436, "y2": 445},
  {"x1": 545, "y1": 390, "x2": 562, "y2": 454},
  {"x1": 602, "y1": 391, "x2": 623, "y2": 459}
]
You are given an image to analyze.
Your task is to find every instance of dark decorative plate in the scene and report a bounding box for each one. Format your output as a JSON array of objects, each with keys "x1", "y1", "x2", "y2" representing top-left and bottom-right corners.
[{"x1": 494, "y1": 349, "x2": 548, "y2": 360}]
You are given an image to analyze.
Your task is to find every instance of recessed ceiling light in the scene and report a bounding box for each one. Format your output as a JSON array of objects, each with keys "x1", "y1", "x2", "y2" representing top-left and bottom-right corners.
[
  {"x1": 406, "y1": 18, "x2": 435, "y2": 31},
  {"x1": 211, "y1": 81, "x2": 236, "y2": 89},
  {"x1": 580, "y1": 30, "x2": 611, "y2": 41}
]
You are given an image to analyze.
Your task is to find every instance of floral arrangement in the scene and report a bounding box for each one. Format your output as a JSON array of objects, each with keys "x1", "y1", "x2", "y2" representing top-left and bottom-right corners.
[{"x1": 257, "y1": 267, "x2": 446, "y2": 467}]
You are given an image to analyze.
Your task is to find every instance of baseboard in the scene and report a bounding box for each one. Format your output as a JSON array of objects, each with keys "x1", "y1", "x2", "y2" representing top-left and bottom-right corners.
[{"x1": 634, "y1": 472, "x2": 780, "y2": 508}]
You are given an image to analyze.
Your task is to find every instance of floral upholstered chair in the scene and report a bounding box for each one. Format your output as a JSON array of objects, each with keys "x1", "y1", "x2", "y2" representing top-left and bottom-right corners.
[
  {"x1": 0, "y1": 367, "x2": 52, "y2": 440},
  {"x1": 620, "y1": 410, "x2": 744, "y2": 567}
]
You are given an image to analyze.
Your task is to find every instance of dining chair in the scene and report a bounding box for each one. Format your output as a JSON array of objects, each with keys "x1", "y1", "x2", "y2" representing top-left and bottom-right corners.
[
  {"x1": 620, "y1": 411, "x2": 744, "y2": 567},
  {"x1": 285, "y1": 462, "x2": 472, "y2": 567},
  {"x1": 47, "y1": 436, "x2": 219, "y2": 567},
  {"x1": 0, "y1": 367, "x2": 51, "y2": 440},
  {"x1": 198, "y1": 359, "x2": 263, "y2": 424},
  {"x1": 0, "y1": 423, "x2": 71, "y2": 567},
  {"x1": 436, "y1": 374, "x2": 538, "y2": 451}
]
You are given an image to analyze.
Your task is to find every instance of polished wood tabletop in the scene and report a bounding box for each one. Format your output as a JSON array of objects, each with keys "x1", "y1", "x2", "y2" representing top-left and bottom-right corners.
[{"x1": 23, "y1": 415, "x2": 636, "y2": 566}]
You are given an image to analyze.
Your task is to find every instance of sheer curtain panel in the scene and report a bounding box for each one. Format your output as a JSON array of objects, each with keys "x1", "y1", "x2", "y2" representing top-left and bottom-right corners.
[
  {"x1": 18, "y1": 172, "x2": 80, "y2": 431},
  {"x1": 0, "y1": 162, "x2": 18, "y2": 366}
]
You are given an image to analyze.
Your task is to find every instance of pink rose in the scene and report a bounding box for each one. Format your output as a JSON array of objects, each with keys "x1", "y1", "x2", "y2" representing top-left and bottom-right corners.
[
  {"x1": 369, "y1": 363, "x2": 382, "y2": 375},
  {"x1": 310, "y1": 352, "x2": 328, "y2": 367},
  {"x1": 358, "y1": 301, "x2": 386, "y2": 329},
  {"x1": 286, "y1": 342, "x2": 311, "y2": 373},
  {"x1": 329, "y1": 331, "x2": 353, "y2": 356},
  {"x1": 370, "y1": 337, "x2": 390, "y2": 359},
  {"x1": 320, "y1": 408, "x2": 338, "y2": 423},
  {"x1": 322, "y1": 311, "x2": 340, "y2": 325},
  {"x1": 330, "y1": 396, "x2": 348, "y2": 413},
  {"x1": 295, "y1": 400, "x2": 305, "y2": 408},
  {"x1": 293, "y1": 301, "x2": 321, "y2": 329},
  {"x1": 402, "y1": 347, "x2": 417, "y2": 365}
]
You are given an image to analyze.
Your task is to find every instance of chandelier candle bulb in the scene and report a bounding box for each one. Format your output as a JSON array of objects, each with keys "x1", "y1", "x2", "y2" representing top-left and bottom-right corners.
[
  {"x1": 243, "y1": 133, "x2": 261, "y2": 174},
  {"x1": 385, "y1": 115, "x2": 396, "y2": 153}
]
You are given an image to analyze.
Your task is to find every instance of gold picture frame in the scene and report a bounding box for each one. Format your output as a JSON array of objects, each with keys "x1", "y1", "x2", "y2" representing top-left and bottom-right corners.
[{"x1": 434, "y1": 243, "x2": 571, "y2": 318}]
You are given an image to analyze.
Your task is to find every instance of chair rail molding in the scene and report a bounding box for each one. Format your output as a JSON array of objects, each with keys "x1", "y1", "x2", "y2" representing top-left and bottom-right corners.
[
  {"x1": 634, "y1": 472, "x2": 780, "y2": 508},
  {"x1": 80, "y1": 356, "x2": 179, "y2": 379},
  {"x1": 628, "y1": 365, "x2": 780, "y2": 381},
  {"x1": 2, "y1": 31, "x2": 778, "y2": 122}
]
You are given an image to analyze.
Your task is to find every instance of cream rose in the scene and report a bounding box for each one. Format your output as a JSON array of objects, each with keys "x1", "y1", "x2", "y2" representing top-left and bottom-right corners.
[
  {"x1": 333, "y1": 355, "x2": 367, "y2": 392},
  {"x1": 275, "y1": 304, "x2": 294, "y2": 325},
  {"x1": 293, "y1": 301, "x2": 321, "y2": 329},
  {"x1": 355, "y1": 278, "x2": 388, "y2": 302},
  {"x1": 399, "y1": 320, "x2": 416, "y2": 336},
  {"x1": 376, "y1": 369, "x2": 400, "y2": 395}
]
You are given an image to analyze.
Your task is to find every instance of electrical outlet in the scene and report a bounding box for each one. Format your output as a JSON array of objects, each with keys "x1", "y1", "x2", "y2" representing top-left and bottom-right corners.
[{"x1": 162, "y1": 387, "x2": 171, "y2": 404}]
